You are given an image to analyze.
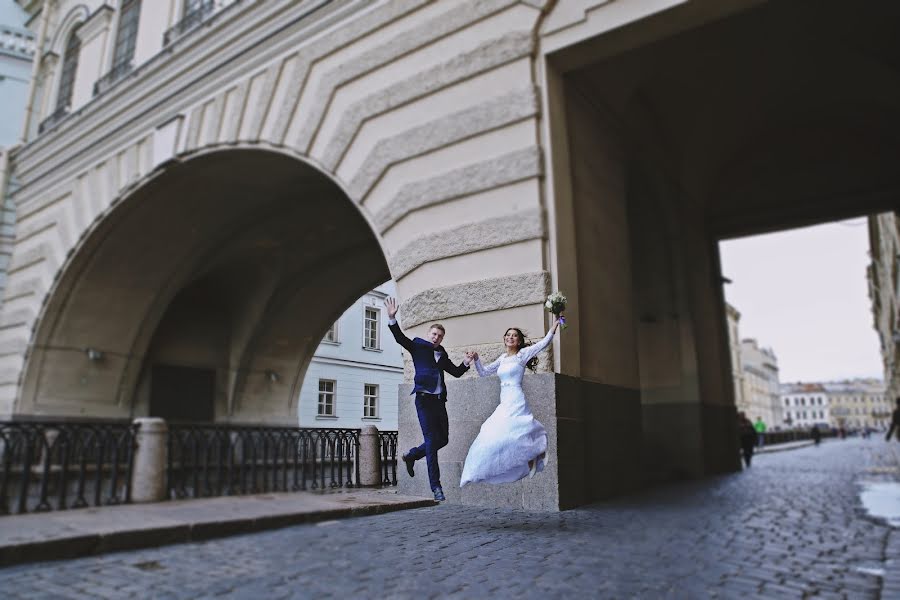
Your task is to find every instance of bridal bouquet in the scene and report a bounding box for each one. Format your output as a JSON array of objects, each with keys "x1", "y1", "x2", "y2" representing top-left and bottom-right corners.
[{"x1": 544, "y1": 291, "x2": 568, "y2": 329}]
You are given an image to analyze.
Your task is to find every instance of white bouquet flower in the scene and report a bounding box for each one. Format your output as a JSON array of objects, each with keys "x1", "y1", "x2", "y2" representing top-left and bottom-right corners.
[{"x1": 544, "y1": 291, "x2": 568, "y2": 328}]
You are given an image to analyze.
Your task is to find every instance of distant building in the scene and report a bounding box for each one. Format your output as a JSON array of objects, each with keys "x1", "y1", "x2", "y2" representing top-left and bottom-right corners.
[
  {"x1": 0, "y1": 0, "x2": 34, "y2": 298},
  {"x1": 725, "y1": 303, "x2": 747, "y2": 414},
  {"x1": 740, "y1": 338, "x2": 783, "y2": 429},
  {"x1": 779, "y1": 383, "x2": 829, "y2": 428},
  {"x1": 298, "y1": 281, "x2": 403, "y2": 430},
  {"x1": 868, "y1": 212, "x2": 900, "y2": 402},
  {"x1": 0, "y1": 0, "x2": 33, "y2": 145},
  {"x1": 823, "y1": 379, "x2": 890, "y2": 431}
]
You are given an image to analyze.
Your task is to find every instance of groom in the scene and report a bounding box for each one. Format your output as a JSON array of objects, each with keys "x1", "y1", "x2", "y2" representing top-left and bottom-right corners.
[{"x1": 385, "y1": 297, "x2": 472, "y2": 501}]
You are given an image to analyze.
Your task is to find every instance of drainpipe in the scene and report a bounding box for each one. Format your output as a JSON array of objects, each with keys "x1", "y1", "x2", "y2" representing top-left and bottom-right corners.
[
  {"x1": 0, "y1": 148, "x2": 9, "y2": 204},
  {"x1": 19, "y1": 0, "x2": 53, "y2": 144}
]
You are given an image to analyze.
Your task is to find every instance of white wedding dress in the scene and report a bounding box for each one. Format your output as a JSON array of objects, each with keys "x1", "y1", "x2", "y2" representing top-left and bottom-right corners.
[{"x1": 459, "y1": 329, "x2": 554, "y2": 486}]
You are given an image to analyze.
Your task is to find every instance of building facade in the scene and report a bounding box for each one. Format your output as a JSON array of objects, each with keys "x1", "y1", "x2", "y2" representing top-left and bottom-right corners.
[
  {"x1": 868, "y1": 212, "x2": 900, "y2": 403},
  {"x1": 740, "y1": 338, "x2": 783, "y2": 429},
  {"x1": 298, "y1": 281, "x2": 402, "y2": 430},
  {"x1": 779, "y1": 383, "x2": 829, "y2": 429},
  {"x1": 0, "y1": 0, "x2": 34, "y2": 298},
  {"x1": 824, "y1": 379, "x2": 890, "y2": 431},
  {"x1": 3, "y1": 0, "x2": 899, "y2": 510},
  {"x1": 724, "y1": 303, "x2": 747, "y2": 417}
]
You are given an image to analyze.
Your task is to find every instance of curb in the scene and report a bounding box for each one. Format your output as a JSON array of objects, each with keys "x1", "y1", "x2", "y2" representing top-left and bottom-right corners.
[
  {"x1": 756, "y1": 441, "x2": 815, "y2": 454},
  {"x1": 0, "y1": 498, "x2": 435, "y2": 568}
]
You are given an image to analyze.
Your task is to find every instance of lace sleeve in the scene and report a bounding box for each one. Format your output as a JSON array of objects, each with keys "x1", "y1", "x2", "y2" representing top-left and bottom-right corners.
[
  {"x1": 474, "y1": 356, "x2": 501, "y2": 377},
  {"x1": 518, "y1": 329, "x2": 556, "y2": 365}
]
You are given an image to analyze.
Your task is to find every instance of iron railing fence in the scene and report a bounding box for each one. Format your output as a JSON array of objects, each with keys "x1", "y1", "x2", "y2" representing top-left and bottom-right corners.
[
  {"x1": 167, "y1": 425, "x2": 395, "y2": 499},
  {"x1": 379, "y1": 430, "x2": 398, "y2": 486},
  {"x1": 0, "y1": 420, "x2": 137, "y2": 515},
  {"x1": 760, "y1": 428, "x2": 837, "y2": 445}
]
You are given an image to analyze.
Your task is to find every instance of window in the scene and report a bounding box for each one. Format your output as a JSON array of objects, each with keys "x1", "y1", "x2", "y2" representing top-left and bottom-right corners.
[
  {"x1": 111, "y1": 0, "x2": 141, "y2": 71},
  {"x1": 323, "y1": 322, "x2": 338, "y2": 343},
  {"x1": 56, "y1": 29, "x2": 81, "y2": 111},
  {"x1": 364, "y1": 384, "x2": 378, "y2": 418},
  {"x1": 317, "y1": 380, "x2": 335, "y2": 417},
  {"x1": 784, "y1": 398, "x2": 789, "y2": 406},
  {"x1": 363, "y1": 307, "x2": 380, "y2": 350}
]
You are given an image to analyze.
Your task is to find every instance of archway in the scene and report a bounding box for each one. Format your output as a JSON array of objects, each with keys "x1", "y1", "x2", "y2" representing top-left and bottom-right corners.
[
  {"x1": 18, "y1": 148, "x2": 390, "y2": 424},
  {"x1": 549, "y1": 0, "x2": 900, "y2": 486}
]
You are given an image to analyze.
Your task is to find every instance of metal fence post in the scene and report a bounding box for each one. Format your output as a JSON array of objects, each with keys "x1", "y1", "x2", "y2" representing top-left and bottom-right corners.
[
  {"x1": 358, "y1": 425, "x2": 381, "y2": 487},
  {"x1": 131, "y1": 418, "x2": 168, "y2": 503}
]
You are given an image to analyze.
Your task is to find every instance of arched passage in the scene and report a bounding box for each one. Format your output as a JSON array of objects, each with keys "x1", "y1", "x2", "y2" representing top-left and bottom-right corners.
[
  {"x1": 18, "y1": 148, "x2": 390, "y2": 424},
  {"x1": 549, "y1": 0, "x2": 900, "y2": 486}
]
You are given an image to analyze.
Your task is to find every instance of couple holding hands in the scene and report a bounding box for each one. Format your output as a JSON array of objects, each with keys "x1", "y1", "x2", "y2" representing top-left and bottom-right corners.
[{"x1": 384, "y1": 296, "x2": 564, "y2": 502}]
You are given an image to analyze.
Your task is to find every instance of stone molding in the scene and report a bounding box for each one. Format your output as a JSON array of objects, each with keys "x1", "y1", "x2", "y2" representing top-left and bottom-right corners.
[
  {"x1": 373, "y1": 146, "x2": 543, "y2": 233},
  {"x1": 320, "y1": 30, "x2": 534, "y2": 171},
  {"x1": 390, "y1": 207, "x2": 545, "y2": 279},
  {"x1": 348, "y1": 85, "x2": 540, "y2": 201},
  {"x1": 399, "y1": 270, "x2": 550, "y2": 328},
  {"x1": 293, "y1": 0, "x2": 520, "y2": 153}
]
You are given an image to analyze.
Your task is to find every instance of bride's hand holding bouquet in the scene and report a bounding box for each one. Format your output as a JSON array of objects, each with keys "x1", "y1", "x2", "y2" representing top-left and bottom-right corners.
[{"x1": 544, "y1": 291, "x2": 568, "y2": 330}]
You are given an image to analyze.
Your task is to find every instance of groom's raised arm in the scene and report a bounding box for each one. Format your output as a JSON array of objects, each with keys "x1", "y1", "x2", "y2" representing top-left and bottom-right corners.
[
  {"x1": 439, "y1": 352, "x2": 470, "y2": 378},
  {"x1": 384, "y1": 297, "x2": 414, "y2": 352}
]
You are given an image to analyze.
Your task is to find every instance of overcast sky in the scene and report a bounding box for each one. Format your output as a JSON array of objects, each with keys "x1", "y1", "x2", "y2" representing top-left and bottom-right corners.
[{"x1": 719, "y1": 218, "x2": 883, "y2": 383}]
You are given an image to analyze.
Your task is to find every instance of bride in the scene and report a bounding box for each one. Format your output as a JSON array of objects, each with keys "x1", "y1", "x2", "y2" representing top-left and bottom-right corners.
[{"x1": 459, "y1": 315, "x2": 562, "y2": 486}]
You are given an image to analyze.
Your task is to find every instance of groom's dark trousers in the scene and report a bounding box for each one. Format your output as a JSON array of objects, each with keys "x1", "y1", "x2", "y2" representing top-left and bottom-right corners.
[{"x1": 408, "y1": 392, "x2": 449, "y2": 491}]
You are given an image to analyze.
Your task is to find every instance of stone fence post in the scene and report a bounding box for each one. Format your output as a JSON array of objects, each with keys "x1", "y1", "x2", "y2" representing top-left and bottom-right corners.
[
  {"x1": 358, "y1": 425, "x2": 382, "y2": 487},
  {"x1": 131, "y1": 417, "x2": 168, "y2": 503}
]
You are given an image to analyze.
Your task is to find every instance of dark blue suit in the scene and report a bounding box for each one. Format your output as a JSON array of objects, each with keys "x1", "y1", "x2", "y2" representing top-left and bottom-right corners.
[{"x1": 389, "y1": 321, "x2": 469, "y2": 491}]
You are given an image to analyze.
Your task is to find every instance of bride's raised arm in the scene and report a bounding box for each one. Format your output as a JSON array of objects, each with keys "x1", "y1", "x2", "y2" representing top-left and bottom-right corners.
[
  {"x1": 474, "y1": 355, "x2": 502, "y2": 377},
  {"x1": 518, "y1": 316, "x2": 561, "y2": 365}
]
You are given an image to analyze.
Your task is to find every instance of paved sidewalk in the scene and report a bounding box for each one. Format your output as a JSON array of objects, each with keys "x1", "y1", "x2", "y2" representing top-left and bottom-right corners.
[{"x1": 0, "y1": 488, "x2": 434, "y2": 567}]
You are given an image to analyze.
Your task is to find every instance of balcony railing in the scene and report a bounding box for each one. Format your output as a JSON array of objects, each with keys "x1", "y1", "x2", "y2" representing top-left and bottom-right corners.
[
  {"x1": 163, "y1": 0, "x2": 217, "y2": 47},
  {"x1": 0, "y1": 420, "x2": 138, "y2": 515},
  {"x1": 38, "y1": 104, "x2": 71, "y2": 134},
  {"x1": 93, "y1": 60, "x2": 133, "y2": 97}
]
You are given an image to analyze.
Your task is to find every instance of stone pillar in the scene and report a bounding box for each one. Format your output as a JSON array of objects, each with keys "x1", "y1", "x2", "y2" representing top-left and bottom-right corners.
[
  {"x1": 398, "y1": 374, "x2": 643, "y2": 511},
  {"x1": 358, "y1": 425, "x2": 382, "y2": 487},
  {"x1": 130, "y1": 417, "x2": 168, "y2": 503}
]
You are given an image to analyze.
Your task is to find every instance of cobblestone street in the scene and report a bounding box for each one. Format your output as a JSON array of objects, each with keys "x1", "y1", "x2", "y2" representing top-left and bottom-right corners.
[{"x1": 1, "y1": 439, "x2": 898, "y2": 599}]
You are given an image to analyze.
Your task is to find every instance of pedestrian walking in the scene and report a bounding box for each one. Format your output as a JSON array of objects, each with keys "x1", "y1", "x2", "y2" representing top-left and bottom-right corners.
[
  {"x1": 754, "y1": 417, "x2": 767, "y2": 448},
  {"x1": 811, "y1": 424, "x2": 821, "y2": 445},
  {"x1": 738, "y1": 412, "x2": 757, "y2": 468}
]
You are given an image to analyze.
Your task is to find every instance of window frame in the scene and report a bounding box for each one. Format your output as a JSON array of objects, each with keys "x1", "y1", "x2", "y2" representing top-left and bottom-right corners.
[
  {"x1": 363, "y1": 306, "x2": 381, "y2": 351},
  {"x1": 323, "y1": 321, "x2": 339, "y2": 344},
  {"x1": 56, "y1": 28, "x2": 81, "y2": 111},
  {"x1": 111, "y1": 0, "x2": 141, "y2": 71},
  {"x1": 317, "y1": 379, "x2": 336, "y2": 418},
  {"x1": 363, "y1": 383, "x2": 379, "y2": 419}
]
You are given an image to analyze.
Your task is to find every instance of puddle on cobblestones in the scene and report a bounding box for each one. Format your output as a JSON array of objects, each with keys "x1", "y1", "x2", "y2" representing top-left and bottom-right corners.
[{"x1": 858, "y1": 481, "x2": 900, "y2": 527}]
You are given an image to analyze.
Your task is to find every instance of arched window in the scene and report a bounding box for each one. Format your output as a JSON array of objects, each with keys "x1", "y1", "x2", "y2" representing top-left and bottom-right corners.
[
  {"x1": 111, "y1": 0, "x2": 141, "y2": 72},
  {"x1": 56, "y1": 29, "x2": 81, "y2": 111}
]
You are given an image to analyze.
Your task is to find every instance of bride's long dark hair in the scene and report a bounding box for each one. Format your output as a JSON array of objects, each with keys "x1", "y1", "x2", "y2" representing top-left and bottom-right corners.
[{"x1": 506, "y1": 328, "x2": 538, "y2": 373}]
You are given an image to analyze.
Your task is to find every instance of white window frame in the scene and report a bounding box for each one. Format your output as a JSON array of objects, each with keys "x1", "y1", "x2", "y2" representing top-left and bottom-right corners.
[
  {"x1": 363, "y1": 383, "x2": 379, "y2": 419},
  {"x1": 363, "y1": 307, "x2": 380, "y2": 351},
  {"x1": 323, "y1": 321, "x2": 339, "y2": 344},
  {"x1": 317, "y1": 379, "x2": 336, "y2": 417}
]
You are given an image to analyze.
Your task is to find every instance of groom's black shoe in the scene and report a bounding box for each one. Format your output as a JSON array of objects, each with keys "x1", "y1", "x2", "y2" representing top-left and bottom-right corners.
[
  {"x1": 433, "y1": 487, "x2": 446, "y2": 502},
  {"x1": 402, "y1": 453, "x2": 415, "y2": 478}
]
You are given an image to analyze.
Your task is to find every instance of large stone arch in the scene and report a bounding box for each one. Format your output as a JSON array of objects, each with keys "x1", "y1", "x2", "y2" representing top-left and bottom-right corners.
[{"x1": 17, "y1": 145, "x2": 391, "y2": 423}]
